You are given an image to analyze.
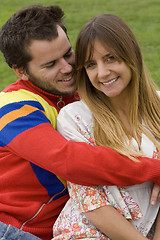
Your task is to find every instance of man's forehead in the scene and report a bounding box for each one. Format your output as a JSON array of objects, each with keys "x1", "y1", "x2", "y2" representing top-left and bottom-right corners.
[{"x1": 27, "y1": 29, "x2": 72, "y2": 66}]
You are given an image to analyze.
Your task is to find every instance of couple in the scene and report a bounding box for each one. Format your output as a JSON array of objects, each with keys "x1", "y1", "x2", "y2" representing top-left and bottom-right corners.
[{"x1": 0, "y1": 4, "x2": 160, "y2": 240}]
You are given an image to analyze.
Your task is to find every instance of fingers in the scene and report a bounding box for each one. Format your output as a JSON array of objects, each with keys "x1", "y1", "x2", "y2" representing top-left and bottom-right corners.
[{"x1": 150, "y1": 183, "x2": 160, "y2": 206}]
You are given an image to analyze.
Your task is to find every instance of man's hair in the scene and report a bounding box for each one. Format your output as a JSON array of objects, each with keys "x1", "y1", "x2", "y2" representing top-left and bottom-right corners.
[{"x1": 0, "y1": 5, "x2": 67, "y2": 69}]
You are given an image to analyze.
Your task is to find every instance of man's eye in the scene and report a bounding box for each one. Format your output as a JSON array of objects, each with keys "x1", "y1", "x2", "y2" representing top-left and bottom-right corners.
[
  {"x1": 64, "y1": 51, "x2": 73, "y2": 58},
  {"x1": 46, "y1": 62, "x2": 56, "y2": 68}
]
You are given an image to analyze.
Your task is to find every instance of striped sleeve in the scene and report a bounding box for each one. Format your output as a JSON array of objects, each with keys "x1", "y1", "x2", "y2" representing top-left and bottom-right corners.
[{"x1": 0, "y1": 91, "x2": 55, "y2": 148}]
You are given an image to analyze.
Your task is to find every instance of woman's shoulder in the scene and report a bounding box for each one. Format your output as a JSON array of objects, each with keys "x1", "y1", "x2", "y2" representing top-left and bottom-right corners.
[
  {"x1": 58, "y1": 100, "x2": 91, "y2": 116},
  {"x1": 157, "y1": 90, "x2": 160, "y2": 97},
  {"x1": 57, "y1": 100, "x2": 93, "y2": 132}
]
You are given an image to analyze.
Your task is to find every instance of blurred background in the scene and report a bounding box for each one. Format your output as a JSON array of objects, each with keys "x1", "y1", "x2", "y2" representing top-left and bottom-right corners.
[{"x1": 0, "y1": 0, "x2": 159, "y2": 91}]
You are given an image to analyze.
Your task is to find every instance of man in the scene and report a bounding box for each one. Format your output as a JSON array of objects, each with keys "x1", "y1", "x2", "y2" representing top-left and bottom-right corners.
[{"x1": 0, "y1": 5, "x2": 160, "y2": 240}]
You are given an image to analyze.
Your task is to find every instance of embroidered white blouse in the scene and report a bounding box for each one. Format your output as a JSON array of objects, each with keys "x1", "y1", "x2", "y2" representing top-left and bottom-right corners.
[{"x1": 53, "y1": 100, "x2": 160, "y2": 239}]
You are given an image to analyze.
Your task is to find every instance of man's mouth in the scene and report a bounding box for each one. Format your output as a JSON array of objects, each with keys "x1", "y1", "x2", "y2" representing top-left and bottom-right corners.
[
  {"x1": 62, "y1": 76, "x2": 72, "y2": 82},
  {"x1": 102, "y1": 77, "x2": 119, "y2": 85}
]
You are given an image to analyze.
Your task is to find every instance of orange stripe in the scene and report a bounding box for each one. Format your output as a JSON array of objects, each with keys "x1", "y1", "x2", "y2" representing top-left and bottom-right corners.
[
  {"x1": 0, "y1": 105, "x2": 43, "y2": 131},
  {"x1": 57, "y1": 176, "x2": 67, "y2": 187}
]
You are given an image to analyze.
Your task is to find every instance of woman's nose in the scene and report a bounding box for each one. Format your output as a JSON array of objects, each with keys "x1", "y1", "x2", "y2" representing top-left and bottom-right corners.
[{"x1": 97, "y1": 63, "x2": 110, "y2": 79}]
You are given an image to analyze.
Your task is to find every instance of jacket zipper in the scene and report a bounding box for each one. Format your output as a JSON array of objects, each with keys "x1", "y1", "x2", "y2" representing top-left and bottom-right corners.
[{"x1": 20, "y1": 186, "x2": 67, "y2": 230}]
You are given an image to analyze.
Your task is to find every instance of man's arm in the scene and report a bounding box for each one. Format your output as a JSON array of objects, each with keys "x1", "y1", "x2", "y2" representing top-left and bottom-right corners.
[
  {"x1": 7, "y1": 116, "x2": 160, "y2": 187},
  {"x1": 1, "y1": 99, "x2": 160, "y2": 187}
]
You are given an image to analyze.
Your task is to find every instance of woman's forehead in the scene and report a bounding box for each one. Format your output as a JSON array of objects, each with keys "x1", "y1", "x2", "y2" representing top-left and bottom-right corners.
[{"x1": 85, "y1": 39, "x2": 111, "y2": 59}]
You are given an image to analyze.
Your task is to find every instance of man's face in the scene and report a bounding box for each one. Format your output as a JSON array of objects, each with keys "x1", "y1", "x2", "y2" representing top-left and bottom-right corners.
[{"x1": 24, "y1": 26, "x2": 76, "y2": 96}]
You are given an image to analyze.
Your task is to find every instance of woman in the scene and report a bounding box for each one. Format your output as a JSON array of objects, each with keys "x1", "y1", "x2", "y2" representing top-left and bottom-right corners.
[{"x1": 53, "y1": 14, "x2": 160, "y2": 239}]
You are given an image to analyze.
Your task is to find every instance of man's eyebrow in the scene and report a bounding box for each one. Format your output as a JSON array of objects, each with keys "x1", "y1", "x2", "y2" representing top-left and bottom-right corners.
[{"x1": 40, "y1": 47, "x2": 72, "y2": 68}]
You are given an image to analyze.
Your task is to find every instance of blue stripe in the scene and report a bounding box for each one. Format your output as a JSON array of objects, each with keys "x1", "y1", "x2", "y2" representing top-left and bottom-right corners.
[
  {"x1": 0, "y1": 101, "x2": 45, "y2": 118},
  {"x1": 0, "y1": 110, "x2": 50, "y2": 147},
  {"x1": 30, "y1": 163, "x2": 68, "y2": 199}
]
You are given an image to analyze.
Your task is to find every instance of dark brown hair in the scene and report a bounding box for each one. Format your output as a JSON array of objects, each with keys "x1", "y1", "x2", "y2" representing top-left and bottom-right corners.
[{"x1": 0, "y1": 5, "x2": 67, "y2": 69}]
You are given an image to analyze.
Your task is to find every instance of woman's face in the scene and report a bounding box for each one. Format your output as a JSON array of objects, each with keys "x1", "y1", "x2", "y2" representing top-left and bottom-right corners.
[{"x1": 84, "y1": 39, "x2": 132, "y2": 101}]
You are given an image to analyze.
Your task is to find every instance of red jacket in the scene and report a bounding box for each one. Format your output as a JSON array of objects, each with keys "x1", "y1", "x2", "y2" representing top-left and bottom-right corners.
[{"x1": 0, "y1": 79, "x2": 160, "y2": 239}]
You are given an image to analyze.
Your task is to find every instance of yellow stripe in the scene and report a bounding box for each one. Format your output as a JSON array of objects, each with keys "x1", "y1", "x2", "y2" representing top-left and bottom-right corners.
[{"x1": 0, "y1": 89, "x2": 58, "y2": 129}]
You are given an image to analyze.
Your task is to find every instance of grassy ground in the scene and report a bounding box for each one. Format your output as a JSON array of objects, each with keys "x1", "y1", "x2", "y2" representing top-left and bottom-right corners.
[{"x1": 0, "y1": 0, "x2": 159, "y2": 91}]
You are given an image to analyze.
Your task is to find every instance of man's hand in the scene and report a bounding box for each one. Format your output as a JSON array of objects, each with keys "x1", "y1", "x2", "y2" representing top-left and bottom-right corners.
[{"x1": 151, "y1": 184, "x2": 160, "y2": 206}]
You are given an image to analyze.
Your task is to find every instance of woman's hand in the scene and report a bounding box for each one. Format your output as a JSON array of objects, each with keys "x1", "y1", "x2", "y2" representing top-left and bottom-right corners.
[{"x1": 150, "y1": 184, "x2": 160, "y2": 206}]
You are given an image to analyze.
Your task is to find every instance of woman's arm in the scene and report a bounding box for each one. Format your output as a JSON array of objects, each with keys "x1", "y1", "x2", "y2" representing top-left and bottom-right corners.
[
  {"x1": 85, "y1": 205, "x2": 147, "y2": 240},
  {"x1": 151, "y1": 184, "x2": 160, "y2": 205},
  {"x1": 153, "y1": 210, "x2": 160, "y2": 240}
]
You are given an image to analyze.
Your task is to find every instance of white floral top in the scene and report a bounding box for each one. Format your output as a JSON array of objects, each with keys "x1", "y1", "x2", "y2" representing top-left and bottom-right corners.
[{"x1": 53, "y1": 100, "x2": 160, "y2": 240}]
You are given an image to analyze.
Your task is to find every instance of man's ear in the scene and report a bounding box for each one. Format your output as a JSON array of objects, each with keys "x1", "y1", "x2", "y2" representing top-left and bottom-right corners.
[{"x1": 13, "y1": 68, "x2": 29, "y2": 81}]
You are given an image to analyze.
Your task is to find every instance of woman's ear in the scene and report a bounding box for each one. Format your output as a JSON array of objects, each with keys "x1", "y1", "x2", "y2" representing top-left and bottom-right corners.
[{"x1": 13, "y1": 68, "x2": 29, "y2": 81}]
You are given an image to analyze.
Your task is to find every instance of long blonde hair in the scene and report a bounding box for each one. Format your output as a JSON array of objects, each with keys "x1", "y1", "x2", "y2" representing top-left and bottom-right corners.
[{"x1": 75, "y1": 14, "x2": 160, "y2": 160}]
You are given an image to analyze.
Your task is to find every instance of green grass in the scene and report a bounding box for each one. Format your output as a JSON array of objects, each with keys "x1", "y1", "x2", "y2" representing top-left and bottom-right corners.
[{"x1": 0, "y1": 0, "x2": 160, "y2": 91}]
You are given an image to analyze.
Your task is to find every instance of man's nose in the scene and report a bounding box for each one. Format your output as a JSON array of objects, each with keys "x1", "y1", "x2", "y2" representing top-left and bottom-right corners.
[{"x1": 60, "y1": 58, "x2": 73, "y2": 73}]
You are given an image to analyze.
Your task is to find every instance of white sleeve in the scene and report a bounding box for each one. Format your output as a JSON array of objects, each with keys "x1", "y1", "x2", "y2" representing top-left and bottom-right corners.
[
  {"x1": 57, "y1": 100, "x2": 95, "y2": 145},
  {"x1": 157, "y1": 90, "x2": 160, "y2": 97}
]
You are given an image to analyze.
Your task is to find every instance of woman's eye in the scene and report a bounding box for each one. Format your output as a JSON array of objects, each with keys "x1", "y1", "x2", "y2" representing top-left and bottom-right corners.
[
  {"x1": 106, "y1": 55, "x2": 115, "y2": 62},
  {"x1": 85, "y1": 62, "x2": 96, "y2": 69}
]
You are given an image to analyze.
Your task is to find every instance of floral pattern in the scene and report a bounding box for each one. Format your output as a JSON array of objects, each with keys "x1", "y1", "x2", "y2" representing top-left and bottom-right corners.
[{"x1": 53, "y1": 182, "x2": 153, "y2": 239}]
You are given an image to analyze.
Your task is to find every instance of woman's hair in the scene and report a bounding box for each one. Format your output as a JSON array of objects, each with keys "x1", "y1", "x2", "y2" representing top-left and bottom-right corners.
[
  {"x1": 0, "y1": 5, "x2": 67, "y2": 69},
  {"x1": 75, "y1": 14, "x2": 160, "y2": 160}
]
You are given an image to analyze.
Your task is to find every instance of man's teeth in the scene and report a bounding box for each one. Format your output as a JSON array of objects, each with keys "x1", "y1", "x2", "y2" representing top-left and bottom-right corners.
[
  {"x1": 63, "y1": 77, "x2": 72, "y2": 81},
  {"x1": 103, "y1": 77, "x2": 118, "y2": 85}
]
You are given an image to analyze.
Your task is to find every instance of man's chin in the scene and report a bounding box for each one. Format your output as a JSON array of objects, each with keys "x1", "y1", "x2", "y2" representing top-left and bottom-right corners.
[
  {"x1": 59, "y1": 90, "x2": 76, "y2": 96},
  {"x1": 50, "y1": 87, "x2": 77, "y2": 96},
  {"x1": 59, "y1": 86, "x2": 77, "y2": 96}
]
